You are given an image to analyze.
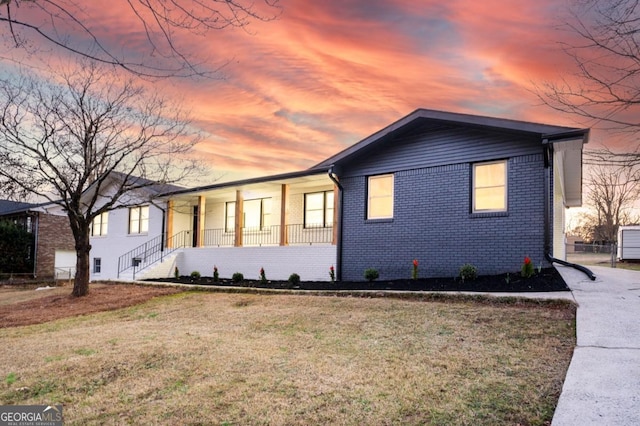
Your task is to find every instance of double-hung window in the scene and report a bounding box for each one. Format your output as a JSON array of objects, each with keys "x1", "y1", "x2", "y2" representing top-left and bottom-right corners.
[
  {"x1": 129, "y1": 206, "x2": 149, "y2": 234},
  {"x1": 304, "y1": 191, "x2": 334, "y2": 228},
  {"x1": 244, "y1": 198, "x2": 271, "y2": 231},
  {"x1": 472, "y1": 160, "x2": 507, "y2": 213},
  {"x1": 225, "y1": 202, "x2": 236, "y2": 233},
  {"x1": 91, "y1": 212, "x2": 108, "y2": 236},
  {"x1": 93, "y1": 258, "x2": 101, "y2": 274},
  {"x1": 367, "y1": 174, "x2": 394, "y2": 220}
]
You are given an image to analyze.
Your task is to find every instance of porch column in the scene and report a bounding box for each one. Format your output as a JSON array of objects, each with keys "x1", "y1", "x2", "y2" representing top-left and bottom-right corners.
[
  {"x1": 332, "y1": 185, "x2": 339, "y2": 245},
  {"x1": 197, "y1": 196, "x2": 206, "y2": 247},
  {"x1": 166, "y1": 199, "x2": 174, "y2": 248},
  {"x1": 234, "y1": 190, "x2": 243, "y2": 247},
  {"x1": 279, "y1": 184, "x2": 289, "y2": 246}
]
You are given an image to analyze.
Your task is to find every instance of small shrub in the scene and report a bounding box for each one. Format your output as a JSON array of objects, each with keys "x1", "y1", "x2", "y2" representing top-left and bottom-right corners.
[
  {"x1": 329, "y1": 265, "x2": 335, "y2": 282},
  {"x1": 190, "y1": 271, "x2": 201, "y2": 279},
  {"x1": 259, "y1": 267, "x2": 267, "y2": 283},
  {"x1": 412, "y1": 259, "x2": 419, "y2": 280},
  {"x1": 232, "y1": 272, "x2": 244, "y2": 283},
  {"x1": 521, "y1": 256, "x2": 535, "y2": 278},
  {"x1": 174, "y1": 267, "x2": 179, "y2": 279},
  {"x1": 459, "y1": 264, "x2": 477, "y2": 282},
  {"x1": 213, "y1": 266, "x2": 219, "y2": 282},
  {"x1": 364, "y1": 268, "x2": 379, "y2": 282},
  {"x1": 288, "y1": 273, "x2": 300, "y2": 285}
]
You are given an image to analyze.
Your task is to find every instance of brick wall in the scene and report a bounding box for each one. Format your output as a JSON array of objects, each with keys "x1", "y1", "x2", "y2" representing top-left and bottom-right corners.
[
  {"x1": 36, "y1": 213, "x2": 75, "y2": 278},
  {"x1": 174, "y1": 245, "x2": 337, "y2": 282},
  {"x1": 340, "y1": 154, "x2": 549, "y2": 280}
]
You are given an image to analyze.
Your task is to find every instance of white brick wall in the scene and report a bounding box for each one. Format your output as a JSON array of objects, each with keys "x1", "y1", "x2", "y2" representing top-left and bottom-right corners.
[{"x1": 172, "y1": 245, "x2": 337, "y2": 281}]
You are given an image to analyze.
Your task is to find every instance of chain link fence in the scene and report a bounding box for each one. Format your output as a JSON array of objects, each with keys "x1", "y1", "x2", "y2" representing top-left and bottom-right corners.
[{"x1": 566, "y1": 243, "x2": 617, "y2": 268}]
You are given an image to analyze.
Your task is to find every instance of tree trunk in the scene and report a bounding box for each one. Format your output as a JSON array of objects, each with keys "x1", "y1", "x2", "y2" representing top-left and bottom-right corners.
[{"x1": 72, "y1": 230, "x2": 91, "y2": 297}]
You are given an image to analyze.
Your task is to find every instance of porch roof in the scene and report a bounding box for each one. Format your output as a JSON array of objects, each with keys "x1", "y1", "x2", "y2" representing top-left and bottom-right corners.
[{"x1": 158, "y1": 167, "x2": 331, "y2": 199}]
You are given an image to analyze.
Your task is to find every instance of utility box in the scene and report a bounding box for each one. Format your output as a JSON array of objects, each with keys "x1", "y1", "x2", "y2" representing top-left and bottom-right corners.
[{"x1": 617, "y1": 226, "x2": 640, "y2": 260}]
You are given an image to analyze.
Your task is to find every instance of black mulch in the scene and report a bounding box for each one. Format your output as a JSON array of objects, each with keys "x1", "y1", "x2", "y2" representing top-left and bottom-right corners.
[{"x1": 146, "y1": 267, "x2": 569, "y2": 293}]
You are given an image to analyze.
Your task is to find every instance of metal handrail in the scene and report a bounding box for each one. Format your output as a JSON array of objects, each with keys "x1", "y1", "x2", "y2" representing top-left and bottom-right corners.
[{"x1": 117, "y1": 230, "x2": 191, "y2": 279}]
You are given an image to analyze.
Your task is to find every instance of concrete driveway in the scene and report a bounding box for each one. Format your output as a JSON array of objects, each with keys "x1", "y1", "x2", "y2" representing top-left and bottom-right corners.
[{"x1": 552, "y1": 265, "x2": 640, "y2": 425}]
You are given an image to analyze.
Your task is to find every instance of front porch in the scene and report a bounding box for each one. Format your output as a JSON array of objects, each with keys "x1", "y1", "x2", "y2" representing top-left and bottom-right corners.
[{"x1": 120, "y1": 169, "x2": 340, "y2": 281}]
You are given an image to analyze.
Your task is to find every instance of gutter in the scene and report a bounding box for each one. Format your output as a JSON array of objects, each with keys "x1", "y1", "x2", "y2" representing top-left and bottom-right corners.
[
  {"x1": 327, "y1": 166, "x2": 343, "y2": 281},
  {"x1": 543, "y1": 143, "x2": 596, "y2": 281}
]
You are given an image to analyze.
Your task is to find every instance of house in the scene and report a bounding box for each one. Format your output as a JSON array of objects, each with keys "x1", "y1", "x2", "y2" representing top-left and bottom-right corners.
[
  {"x1": 90, "y1": 109, "x2": 588, "y2": 282},
  {"x1": 0, "y1": 200, "x2": 76, "y2": 279}
]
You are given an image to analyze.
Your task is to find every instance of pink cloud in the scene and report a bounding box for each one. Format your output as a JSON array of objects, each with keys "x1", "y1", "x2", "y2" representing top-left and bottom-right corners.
[{"x1": 0, "y1": 0, "x2": 612, "y2": 182}]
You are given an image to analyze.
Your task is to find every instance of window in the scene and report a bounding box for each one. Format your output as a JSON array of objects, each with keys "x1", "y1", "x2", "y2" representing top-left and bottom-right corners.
[
  {"x1": 367, "y1": 174, "x2": 394, "y2": 219},
  {"x1": 93, "y1": 258, "x2": 101, "y2": 274},
  {"x1": 244, "y1": 198, "x2": 271, "y2": 230},
  {"x1": 304, "y1": 191, "x2": 334, "y2": 227},
  {"x1": 473, "y1": 160, "x2": 507, "y2": 212},
  {"x1": 91, "y1": 212, "x2": 108, "y2": 236},
  {"x1": 225, "y1": 202, "x2": 236, "y2": 233},
  {"x1": 129, "y1": 206, "x2": 149, "y2": 234}
]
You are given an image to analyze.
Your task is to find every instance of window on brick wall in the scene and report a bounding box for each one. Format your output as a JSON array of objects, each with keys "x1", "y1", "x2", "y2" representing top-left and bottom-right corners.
[
  {"x1": 91, "y1": 212, "x2": 108, "y2": 236},
  {"x1": 304, "y1": 191, "x2": 334, "y2": 228},
  {"x1": 128, "y1": 206, "x2": 149, "y2": 234},
  {"x1": 93, "y1": 258, "x2": 101, "y2": 274},
  {"x1": 225, "y1": 202, "x2": 235, "y2": 233},
  {"x1": 367, "y1": 174, "x2": 394, "y2": 220},
  {"x1": 472, "y1": 160, "x2": 507, "y2": 213}
]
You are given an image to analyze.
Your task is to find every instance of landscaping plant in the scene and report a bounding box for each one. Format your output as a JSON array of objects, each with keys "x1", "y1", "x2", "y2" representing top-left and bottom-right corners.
[
  {"x1": 213, "y1": 266, "x2": 219, "y2": 282},
  {"x1": 288, "y1": 273, "x2": 301, "y2": 285},
  {"x1": 232, "y1": 272, "x2": 244, "y2": 283},
  {"x1": 364, "y1": 268, "x2": 379, "y2": 282},
  {"x1": 521, "y1": 256, "x2": 535, "y2": 278},
  {"x1": 412, "y1": 259, "x2": 419, "y2": 280},
  {"x1": 459, "y1": 264, "x2": 478, "y2": 282},
  {"x1": 259, "y1": 267, "x2": 267, "y2": 284}
]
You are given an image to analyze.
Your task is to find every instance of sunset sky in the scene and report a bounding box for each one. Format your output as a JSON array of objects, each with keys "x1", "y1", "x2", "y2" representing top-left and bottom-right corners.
[{"x1": 0, "y1": 0, "x2": 617, "y2": 183}]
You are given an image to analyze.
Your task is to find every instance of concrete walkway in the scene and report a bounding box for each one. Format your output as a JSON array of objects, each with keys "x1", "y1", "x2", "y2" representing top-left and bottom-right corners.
[{"x1": 552, "y1": 265, "x2": 640, "y2": 426}]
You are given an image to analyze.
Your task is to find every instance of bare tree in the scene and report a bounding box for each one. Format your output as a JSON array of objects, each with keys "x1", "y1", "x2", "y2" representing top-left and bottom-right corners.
[
  {"x1": 0, "y1": 62, "x2": 201, "y2": 296},
  {"x1": 581, "y1": 150, "x2": 640, "y2": 242},
  {"x1": 0, "y1": 0, "x2": 281, "y2": 78},
  {"x1": 538, "y1": 0, "x2": 640, "y2": 137}
]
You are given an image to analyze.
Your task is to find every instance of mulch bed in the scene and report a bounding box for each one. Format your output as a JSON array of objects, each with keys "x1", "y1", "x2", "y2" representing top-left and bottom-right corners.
[{"x1": 147, "y1": 267, "x2": 569, "y2": 292}]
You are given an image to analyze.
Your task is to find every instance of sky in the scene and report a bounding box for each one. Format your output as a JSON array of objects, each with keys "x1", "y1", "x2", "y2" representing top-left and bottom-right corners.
[{"x1": 0, "y1": 0, "x2": 617, "y2": 183}]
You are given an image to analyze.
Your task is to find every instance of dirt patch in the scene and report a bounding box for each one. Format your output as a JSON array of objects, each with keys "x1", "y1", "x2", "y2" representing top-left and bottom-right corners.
[{"x1": 0, "y1": 283, "x2": 182, "y2": 328}]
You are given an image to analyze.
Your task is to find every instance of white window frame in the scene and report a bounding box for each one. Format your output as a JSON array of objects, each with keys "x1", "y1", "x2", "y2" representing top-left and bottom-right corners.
[
  {"x1": 225, "y1": 202, "x2": 236, "y2": 233},
  {"x1": 243, "y1": 198, "x2": 271, "y2": 231},
  {"x1": 304, "y1": 191, "x2": 334, "y2": 228},
  {"x1": 128, "y1": 206, "x2": 149, "y2": 234},
  {"x1": 367, "y1": 174, "x2": 394, "y2": 220},
  {"x1": 91, "y1": 212, "x2": 108, "y2": 236},
  {"x1": 93, "y1": 257, "x2": 101, "y2": 274},
  {"x1": 472, "y1": 160, "x2": 508, "y2": 213}
]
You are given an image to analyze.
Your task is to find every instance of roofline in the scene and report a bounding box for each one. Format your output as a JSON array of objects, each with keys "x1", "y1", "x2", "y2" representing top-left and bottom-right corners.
[
  {"x1": 159, "y1": 166, "x2": 331, "y2": 197},
  {"x1": 315, "y1": 108, "x2": 589, "y2": 168}
]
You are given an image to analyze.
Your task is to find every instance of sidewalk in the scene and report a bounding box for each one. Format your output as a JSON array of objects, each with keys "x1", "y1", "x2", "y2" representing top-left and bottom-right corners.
[{"x1": 552, "y1": 265, "x2": 640, "y2": 425}]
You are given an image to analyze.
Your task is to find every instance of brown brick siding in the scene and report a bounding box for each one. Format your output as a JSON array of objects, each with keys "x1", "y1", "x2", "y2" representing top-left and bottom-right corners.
[{"x1": 35, "y1": 213, "x2": 75, "y2": 278}]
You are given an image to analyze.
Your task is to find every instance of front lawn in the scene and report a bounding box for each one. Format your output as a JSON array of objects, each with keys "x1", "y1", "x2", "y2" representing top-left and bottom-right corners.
[{"x1": 0, "y1": 291, "x2": 575, "y2": 425}]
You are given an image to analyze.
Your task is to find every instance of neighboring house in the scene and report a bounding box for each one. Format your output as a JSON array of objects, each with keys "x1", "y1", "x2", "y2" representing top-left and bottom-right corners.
[
  {"x1": 91, "y1": 109, "x2": 588, "y2": 282},
  {"x1": 0, "y1": 200, "x2": 75, "y2": 279}
]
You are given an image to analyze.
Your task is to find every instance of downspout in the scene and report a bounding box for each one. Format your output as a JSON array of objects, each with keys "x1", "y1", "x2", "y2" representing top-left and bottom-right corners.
[
  {"x1": 543, "y1": 142, "x2": 596, "y2": 280},
  {"x1": 328, "y1": 166, "x2": 343, "y2": 281}
]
